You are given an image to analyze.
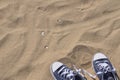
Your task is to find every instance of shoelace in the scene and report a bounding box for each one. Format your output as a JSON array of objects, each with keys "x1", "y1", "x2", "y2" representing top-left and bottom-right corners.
[
  {"x1": 58, "y1": 66, "x2": 75, "y2": 80},
  {"x1": 97, "y1": 62, "x2": 111, "y2": 73}
]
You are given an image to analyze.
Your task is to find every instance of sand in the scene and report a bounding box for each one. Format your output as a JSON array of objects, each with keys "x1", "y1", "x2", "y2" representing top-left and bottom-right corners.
[{"x1": 0, "y1": 0, "x2": 120, "y2": 80}]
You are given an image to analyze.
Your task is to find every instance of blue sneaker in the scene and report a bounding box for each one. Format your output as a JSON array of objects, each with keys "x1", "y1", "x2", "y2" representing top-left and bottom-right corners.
[
  {"x1": 50, "y1": 61, "x2": 86, "y2": 80},
  {"x1": 92, "y1": 53, "x2": 119, "y2": 80}
]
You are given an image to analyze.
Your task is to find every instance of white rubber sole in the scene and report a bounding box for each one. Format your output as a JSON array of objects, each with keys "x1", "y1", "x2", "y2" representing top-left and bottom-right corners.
[
  {"x1": 50, "y1": 62, "x2": 64, "y2": 80},
  {"x1": 50, "y1": 65, "x2": 57, "y2": 80},
  {"x1": 93, "y1": 53, "x2": 107, "y2": 61}
]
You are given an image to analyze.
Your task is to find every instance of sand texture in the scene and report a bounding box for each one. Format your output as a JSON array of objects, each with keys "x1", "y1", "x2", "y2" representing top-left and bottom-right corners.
[{"x1": 0, "y1": 0, "x2": 120, "y2": 80}]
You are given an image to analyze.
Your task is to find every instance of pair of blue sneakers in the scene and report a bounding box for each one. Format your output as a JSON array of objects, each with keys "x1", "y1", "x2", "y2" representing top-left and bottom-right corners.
[{"x1": 50, "y1": 53, "x2": 119, "y2": 80}]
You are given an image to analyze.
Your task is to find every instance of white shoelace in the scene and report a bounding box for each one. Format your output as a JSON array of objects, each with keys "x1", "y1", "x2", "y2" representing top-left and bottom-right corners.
[
  {"x1": 59, "y1": 67, "x2": 75, "y2": 80},
  {"x1": 97, "y1": 62, "x2": 111, "y2": 73}
]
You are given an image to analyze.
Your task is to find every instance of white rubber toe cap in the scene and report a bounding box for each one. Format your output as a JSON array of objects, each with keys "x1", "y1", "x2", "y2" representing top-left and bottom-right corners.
[
  {"x1": 51, "y1": 62, "x2": 63, "y2": 72},
  {"x1": 93, "y1": 53, "x2": 107, "y2": 61}
]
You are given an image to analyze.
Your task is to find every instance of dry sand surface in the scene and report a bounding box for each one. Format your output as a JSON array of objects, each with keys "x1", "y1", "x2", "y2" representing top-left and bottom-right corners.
[{"x1": 0, "y1": 0, "x2": 120, "y2": 80}]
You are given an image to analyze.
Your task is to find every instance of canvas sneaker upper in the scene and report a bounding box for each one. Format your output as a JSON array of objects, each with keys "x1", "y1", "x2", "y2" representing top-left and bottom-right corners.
[
  {"x1": 92, "y1": 53, "x2": 118, "y2": 80},
  {"x1": 51, "y1": 62, "x2": 85, "y2": 80}
]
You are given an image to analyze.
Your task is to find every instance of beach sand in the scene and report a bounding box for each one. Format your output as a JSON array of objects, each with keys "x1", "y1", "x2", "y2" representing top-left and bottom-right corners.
[{"x1": 0, "y1": 0, "x2": 120, "y2": 80}]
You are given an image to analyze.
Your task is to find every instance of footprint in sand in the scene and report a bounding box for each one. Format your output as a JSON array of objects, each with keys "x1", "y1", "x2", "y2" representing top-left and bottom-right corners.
[{"x1": 59, "y1": 45, "x2": 105, "y2": 69}]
